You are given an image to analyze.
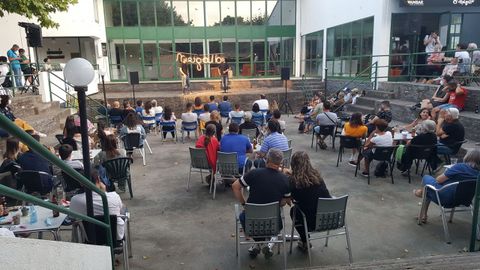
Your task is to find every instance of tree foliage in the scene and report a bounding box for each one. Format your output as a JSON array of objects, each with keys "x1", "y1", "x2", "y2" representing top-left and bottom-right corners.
[{"x1": 0, "y1": 0, "x2": 78, "y2": 28}]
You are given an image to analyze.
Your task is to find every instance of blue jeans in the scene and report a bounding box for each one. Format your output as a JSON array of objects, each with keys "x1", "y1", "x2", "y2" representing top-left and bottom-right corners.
[
  {"x1": 436, "y1": 143, "x2": 453, "y2": 155},
  {"x1": 422, "y1": 175, "x2": 455, "y2": 205},
  {"x1": 12, "y1": 66, "x2": 22, "y2": 87},
  {"x1": 221, "y1": 76, "x2": 228, "y2": 91}
]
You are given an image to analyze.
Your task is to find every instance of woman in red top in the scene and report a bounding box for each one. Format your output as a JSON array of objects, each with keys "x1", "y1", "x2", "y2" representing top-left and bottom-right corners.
[{"x1": 195, "y1": 124, "x2": 220, "y2": 182}]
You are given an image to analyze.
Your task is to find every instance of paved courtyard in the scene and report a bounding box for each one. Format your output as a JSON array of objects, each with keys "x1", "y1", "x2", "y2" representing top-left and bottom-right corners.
[{"x1": 122, "y1": 115, "x2": 476, "y2": 269}]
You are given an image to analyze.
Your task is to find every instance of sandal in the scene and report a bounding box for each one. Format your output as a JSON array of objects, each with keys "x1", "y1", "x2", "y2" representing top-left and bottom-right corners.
[{"x1": 413, "y1": 189, "x2": 423, "y2": 198}]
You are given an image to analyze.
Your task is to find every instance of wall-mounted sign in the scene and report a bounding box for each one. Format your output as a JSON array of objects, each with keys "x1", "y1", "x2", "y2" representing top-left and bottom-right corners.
[
  {"x1": 176, "y1": 53, "x2": 225, "y2": 71},
  {"x1": 400, "y1": 0, "x2": 479, "y2": 6}
]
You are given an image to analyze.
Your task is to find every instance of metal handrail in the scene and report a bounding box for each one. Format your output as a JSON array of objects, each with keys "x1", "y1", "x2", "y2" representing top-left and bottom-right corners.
[
  {"x1": 333, "y1": 61, "x2": 378, "y2": 92},
  {"x1": 0, "y1": 113, "x2": 114, "y2": 266}
]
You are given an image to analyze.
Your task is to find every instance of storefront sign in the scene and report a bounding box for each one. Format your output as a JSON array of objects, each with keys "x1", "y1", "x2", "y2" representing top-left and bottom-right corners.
[
  {"x1": 176, "y1": 53, "x2": 225, "y2": 71},
  {"x1": 401, "y1": 0, "x2": 479, "y2": 6}
]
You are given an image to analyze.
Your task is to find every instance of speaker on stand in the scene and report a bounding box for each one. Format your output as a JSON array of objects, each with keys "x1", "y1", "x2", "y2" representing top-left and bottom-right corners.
[
  {"x1": 280, "y1": 67, "x2": 293, "y2": 115},
  {"x1": 18, "y1": 22, "x2": 43, "y2": 94},
  {"x1": 128, "y1": 71, "x2": 139, "y2": 104}
]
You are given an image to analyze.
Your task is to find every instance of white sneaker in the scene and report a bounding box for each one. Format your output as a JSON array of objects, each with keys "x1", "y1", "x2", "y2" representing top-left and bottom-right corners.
[
  {"x1": 248, "y1": 244, "x2": 261, "y2": 258},
  {"x1": 36, "y1": 132, "x2": 47, "y2": 138}
]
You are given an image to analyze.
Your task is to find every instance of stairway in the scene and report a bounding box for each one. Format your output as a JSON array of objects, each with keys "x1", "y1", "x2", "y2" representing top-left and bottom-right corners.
[
  {"x1": 291, "y1": 78, "x2": 325, "y2": 101},
  {"x1": 9, "y1": 94, "x2": 75, "y2": 146}
]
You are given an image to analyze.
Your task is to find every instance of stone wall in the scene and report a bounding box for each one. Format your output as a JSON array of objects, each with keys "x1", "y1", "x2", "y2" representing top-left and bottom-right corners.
[{"x1": 326, "y1": 79, "x2": 373, "y2": 93}]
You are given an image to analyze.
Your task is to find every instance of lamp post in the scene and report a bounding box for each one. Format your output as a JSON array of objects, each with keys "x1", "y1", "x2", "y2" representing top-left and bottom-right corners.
[
  {"x1": 99, "y1": 69, "x2": 107, "y2": 108},
  {"x1": 64, "y1": 58, "x2": 95, "y2": 242}
]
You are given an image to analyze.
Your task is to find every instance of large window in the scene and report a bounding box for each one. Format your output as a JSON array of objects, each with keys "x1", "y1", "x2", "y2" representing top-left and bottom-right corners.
[
  {"x1": 326, "y1": 17, "x2": 374, "y2": 77},
  {"x1": 302, "y1": 30, "x2": 323, "y2": 77},
  {"x1": 105, "y1": 0, "x2": 296, "y2": 81}
]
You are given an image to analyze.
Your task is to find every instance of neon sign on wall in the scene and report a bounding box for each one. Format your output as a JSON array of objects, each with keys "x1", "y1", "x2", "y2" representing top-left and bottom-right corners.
[{"x1": 176, "y1": 53, "x2": 225, "y2": 71}]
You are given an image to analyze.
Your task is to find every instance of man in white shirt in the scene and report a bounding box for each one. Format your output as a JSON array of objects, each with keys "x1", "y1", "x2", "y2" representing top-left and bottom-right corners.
[
  {"x1": 357, "y1": 119, "x2": 393, "y2": 177},
  {"x1": 70, "y1": 168, "x2": 125, "y2": 240},
  {"x1": 423, "y1": 31, "x2": 441, "y2": 54},
  {"x1": 0, "y1": 56, "x2": 10, "y2": 86},
  {"x1": 454, "y1": 43, "x2": 471, "y2": 74},
  {"x1": 181, "y1": 103, "x2": 198, "y2": 123},
  {"x1": 253, "y1": 94, "x2": 269, "y2": 111},
  {"x1": 229, "y1": 103, "x2": 245, "y2": 123}
]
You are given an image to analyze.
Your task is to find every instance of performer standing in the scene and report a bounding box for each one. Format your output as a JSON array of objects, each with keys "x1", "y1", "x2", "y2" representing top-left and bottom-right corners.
[
  {"x1": 179, "y1": 62, "x2": 190, "y2": 95},
  {"x1": 218, "y1": 60, "x2": 230, "y2": 93}
]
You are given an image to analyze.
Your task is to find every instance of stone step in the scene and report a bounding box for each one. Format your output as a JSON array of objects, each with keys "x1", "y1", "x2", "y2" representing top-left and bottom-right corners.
[
  {"x1": 354, "y1": 97, "x2": 377, "y2": 107},
  {"x1": 363, "y1": 90, "x2": 396, "y2": 100},
  {"x1": 346, "y1": 104, "x2": 376, "y2": 115},
  {"x1": 24, "y1": 107, "x2": 74, "y2": 136}
]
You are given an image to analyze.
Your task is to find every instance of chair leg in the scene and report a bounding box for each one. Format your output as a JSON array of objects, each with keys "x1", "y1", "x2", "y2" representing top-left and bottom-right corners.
[
  {"x1": 283, "y1": 228, "x2": 287, "y2": 270},
  {"x1": 449, "y1": 207, "x2": 455, "y2": 223},
  {"x1": 182, "y1": 130, "x2": 185, "y2": 143},
  {"x1": 305, "y1": 221, "x2": 312, "y2": 267},
  {"x1": 345, "y1": 225, "x2": 353, "y2": 264},
  {"x1": 389, "y1": 161, "x2": 394, "y2": 184},
  {"x1": 408, "y1": 168, "x2": 411, "y2": 184},
  {"x1": 289, "y1": 218, "x2": 295, "y2": 254},
  {"x1": 212, "y1": 175, "x2": 217, "y2": 200},
  {"x1": 127, "y1": 176, "x2": 133, "y2": 198},
  {"x1": 325, "y1": 230, "x2": 330, "y2": 247},
  {"x1": 367, "y1": 162, "x2": 371, "y2": 185},
  {"x1": 336, "y1": 147, "x2": 342, "y2": 167},
  {"x1": 123, "y1": 240, "x2": 129, "y2": 270},
  {"x1": 126, "y1": 217, "x2": 132, "y2": 257},
  {"x1": 140, "y1": 148, "x2": 146, "y2": 166},
  {"x1": 145, "y1": 139, "x2": 153, "y2": 154},
  {"x1": 440, "y1": 207, "x2": 452, "y2": 244},
  {"x1": 187, "y1": 167, "x2": 192, "y2": 191}
]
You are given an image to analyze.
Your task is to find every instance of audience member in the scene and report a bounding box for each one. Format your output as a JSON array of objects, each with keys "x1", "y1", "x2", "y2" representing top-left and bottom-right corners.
[
  {"x1": 286, "y1": 151, "x2": 331, "y2": 251},
  {"x1": 255, "y1": 120, "x2": 289, "y2": 168},
  {"x1": 207, "y1": 95, "x2": 218, "y2": 112},
  {"x1": 423, "y1": 31, "x2": 441, "y2": 55},
  {"x1": 218, "y1": 96, "x2": 232, "y2": 121},
  {"x1": 141, "y1": 100, "x2": 156, "y2": 126},
  {"x1": 357, "y1": 119, "x2": 393, "y2": 177},
  {"x1": 272, "y1": 110, "x2": 286, "y2": 131},
  {"x1": 251, "y1": 103, "x2": 264, "y2": 126},
  {"x1": 331, "y1": 91, "x2": 345, "y2": 111},
  {"x1": 366, "y1": 100, "x2": 392, "y2": 134},
  {"x1": 239, "y1": 112, "x2": 260, "y2": 139},
  {"x1": 0, "y1": 95, "x2": 44, "y2": 136},
  {"x1": 97, "y1": 134, "x2": 127, "y2": 165},
  {"x1": 135, "y1": 100, "x2": 144, "y2": 115},
  {"x1": 7, "y1": 44, "x2": 22, "y2": 88},
  {"x1": 430, "y1": 79, "x2": 466, "y2": 119},
  {"x1": 313, "y1": 101, "x2": 338, "y2": 149},
  {"x1": 231, "y1": 148, "x2": 290, "y2": 258},
  {"x1": 198, "y1": 104, "x2": 211, "y2": 127},
  {"x1": 195, "y1": 124, "x2": 220, "y2": 183},
  {"x1": 403, "y1": 108, "x2": 431, "y2": 132},
  {"x1": 58, "y1": 144, "x2": 84, "y2": 170},
  {"x1": 253, "y1": 94, "x2": 269, "y2": 111},
  {"x1": 266, "y1": 100, "x2": 279, "y2": 121},
  {"x1": 161, "y1": 106, "x2": 177, "y2": 140},
  {"x1": 0, "y1": 137, "x2": 21, "y2": 178},
  {"x1": 229, "y1": 104, "x2": 245, "y2": 122},
  {"x1": 342, "y1": 112, "x2": 367, "y2": 165},
  {"x1": 19, "y1": 48, "x2": 33, "y2": 85},
  {"x1": 120, "y1": 112, "x2": 147, "y2": 147},
  {"x1": 151, "y1": 99, "x2": 163, "y2": 114},
  {"x1": 398, "y1": 120, "x2": 437, "y2": 174},
  {"x1": 220, "y1": 123, "x2": 253, "y2": 173},
  {"x1": 469, "y1": 43, "x2": 480, "y2": 71},
  {"x1": 414, "y1": 148, "x2": 480, "y2": 223},
  {"x1": 205, "y1": 111, "x2": 223, "y2": 141},
  {"x1": 122, "y1": 100, "x2": 135, "y2": 118},
  {"x1": 70, "y1": 167, "x2": 125, "y2": 240},
  {"x1": 109, "y1": 101, "x2": 124, "y2": 123},
  {"x1": 193, "y1": 97, "x2": 204, "y2": 116},
  {"x1": 436, "y1": 107, "x2": 464, "y2": 158}
]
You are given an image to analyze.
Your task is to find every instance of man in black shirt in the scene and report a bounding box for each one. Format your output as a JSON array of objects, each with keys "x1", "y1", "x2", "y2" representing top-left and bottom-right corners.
[
  {"x1": 436, "y1": 107, "x2": 465, "y2": 155},
  {"x1": 179, "y1": 63, "x2": 190, "y2": 94},
  {"x1": 218, "y1": 60, "x2": 230, "y2": 93},
  {"x1": 366, "y1": 101, "x2": 392, "y2": 135},
  {"x1": 232, "y1": 148, "x2": 291, "y2": 258}
]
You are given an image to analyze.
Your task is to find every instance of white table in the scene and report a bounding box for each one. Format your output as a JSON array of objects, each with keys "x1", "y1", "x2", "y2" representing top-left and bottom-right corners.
[
  {"x1": 393, "y1": 133, "x2": 414, "y2": 141},
  {"x1": 71, "y1": 149, "x2": 101, "y2": 161},
  {"x1": 0, "y1": 206, "x2": 67, "y2": 240}
]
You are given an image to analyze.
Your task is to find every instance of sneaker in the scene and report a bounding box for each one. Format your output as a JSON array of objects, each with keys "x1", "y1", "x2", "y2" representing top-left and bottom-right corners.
[
  {"x1": 36, "y1": 132, "x2": 47, "y2": 138},
  {"x1": 297, "y1": 241, "x2": 312, "y2": 252},
  {"x1": 361, "y1": 172, "x2": 369, "y2": 177},
  {"x1": 248, "y1": 244, "x2": 261, "y2": 258},
  {"x1": 348, "y1": 161, "x2": 357, "y2": 167},
  {"x1": 262, "y1": 245, "x2": 274, "y2": 259}
]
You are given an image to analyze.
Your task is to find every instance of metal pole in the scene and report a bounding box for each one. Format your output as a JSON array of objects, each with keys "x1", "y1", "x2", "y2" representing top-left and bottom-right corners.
[
  {"x1": 75, "y1": 85, "x2": 95, "y2": 243},
  {"x1": 324, "y1": 68, "x2": 328, "y2": 100},
  {"x1": 101, "y1": 75, "x2": 107, "y2": 109},
  {"x1": 469, "y1": 174, "x2": 480, "y2": 252}
]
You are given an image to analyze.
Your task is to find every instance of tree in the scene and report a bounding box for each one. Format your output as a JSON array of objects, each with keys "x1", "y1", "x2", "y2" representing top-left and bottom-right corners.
[{"x1": 0, "y1": 0, "x2": 78, "y2": 28}]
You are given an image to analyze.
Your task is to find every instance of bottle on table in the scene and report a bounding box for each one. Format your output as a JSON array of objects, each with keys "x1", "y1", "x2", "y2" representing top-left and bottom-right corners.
[{"x1": 51, "y1": 195, "x2": 60, "y2": 218}]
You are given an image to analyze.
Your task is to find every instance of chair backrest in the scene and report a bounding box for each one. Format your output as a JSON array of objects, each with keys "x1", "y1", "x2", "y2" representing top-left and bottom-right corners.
[
  {"x1": 315, "y1": 195, "x2": 348, "y2": 232},
  {"x1": 231, "y1": 116, "x2": 243, "y2": 125},
  {"x1": 217, "y1": 152, "x2": 240, "y2": 175},
  {"x1": 182, "y1": 121, "x2": 198, "y2": 131},
  {"x1": 102, "y1": 157, "x2": 131, "y2": 183},
  {"x1": 252, "y1": 114, "x2": 264, "y2": 127},
  {"x1": 242, "y1": 128, "x2": 257, "y2": 142},
  {"x1": 339, "y1": 136, "x2": 361, "y2": 149},
  {"x1": 159, "y1": 120, "x2": 176, "y2": 128},
  {"x1": 447, "y1": 140, "x2": 467, "y2": 155},
  {"x1": 452, "y1": 179, "x2": 477, "y2": 207},
  {"x1": 193, "y1": 109, "x2": 204, "y2": 116},
  {"x1": 318, "y1": 125, "x2": 335, "y2": 136},
  {"x1": 122, "y1": 133, "x2": 141, "y2": 149},
  {"x1": 288, "y1": 139, "x2": 292, "y2": 148},
  {"x1": 282, "y1": 148, "x2": 293, "y2": 168},
  {"x1": 109, "y1": 115, "x2": 123, "y2": 124},
  {"x1": 83, "y1": 215, "x2": 118, "y2": 246},
  {"x1": 55, "y1": 134, "x2": 64, "y2": 145},
  {"x1": 15, "y1": 170, "x2": 52, "y2": 195},
  {"x1": 407, "y1": 144, "x2": 436, "y2": 160},
  {"x1": 189, "y1": 147, "x2": 211, "y2": 170},
  {"x1": 372, "y1": 146, "x2": 396, "y2": 161},
  {"x1": 142, "y1": 115, "x2": 156, "y2": 123},
  {"x1": 244, "y1": 201, "x2": 281, "y2": 237},
  {"x1": 155, "y1": 112, "x2": 163, "y2": 124},
  {"x1": 61, "y1": 168, "x2": 85, "y2": 192}
]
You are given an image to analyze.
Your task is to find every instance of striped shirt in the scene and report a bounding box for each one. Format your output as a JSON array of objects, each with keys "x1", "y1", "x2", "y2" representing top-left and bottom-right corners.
[{"x1": 260, "y1": 132, "x2": 289, "y2": 153}]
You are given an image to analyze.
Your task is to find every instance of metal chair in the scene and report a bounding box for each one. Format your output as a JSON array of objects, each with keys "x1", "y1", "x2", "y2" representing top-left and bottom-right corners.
[
  {"x1": 82, "y1": 213, "x2": 131, "y2": 270},
  {"x1": 181, "y1": 121, "x2": 198, "y2": 143},
  {"x1": 122, "y1": 133, "x2": 146, "y2": 166},
  {"x1": 313, "y1": 125, "x2": 336, "y2": 151},
  {"x1": 61, "y1": 168, "x2": 85, "y2": 198},
  {"x1": 290, "y1": 195, "x2": 353, "y2": 266},
  {"x1": 102, "y1": 157, "x2": 133, "y2": 198},
  {"x1": 336, "y1": 136, "x2": 362, "y2": 167},
  {"x1": 213, "y1": 152, "x2": 245, "y2": 200},
  {"x1": 241, "y1": 128, "x2": 257, "y2": 142},
  {"x1": 418, "y1": 178, "x2": 478, "y2": 244},
  {"x1": 282, "y1": 148, "x2": 293, "y2": 169},
  {"x1": 235, "y1": 202, "x2": 287, "y2": 269},
  {"x1": 231, "y1": 116, "x2": 244, "y2": 125},
  {"x1": 441, "y1": 140, "x2": 467, "y2": 165},
  {"x1": 159, "y1": 121, "x2": 178, "y2": 143},
  {"x1": 288, "y1": 139, "x2": 292, "y2": 148},
  {"x1": 355, "y1": 146, "x2": 397, "y2": 185},
  {"x1": 154, "y1": 112, "x2": 163, "y2": 126},
  {"x1": 142, "y1": 115, "x2": 156, "y2": 134},
  {"x1": 55, "y1": 134, "x2": 64, "y2": 145},
  {"x1": 403, "y1": 144, "x2": 436, "y2": 183},
  {"x1": 252, "y1": 113, "x2": 265, "y2": 127},
  {"x1": 187, "y1": 147, "x2": 211, "y2": 191},
  {"x1": 15, "y1": 170, "x2": 53, "y2": 197}
]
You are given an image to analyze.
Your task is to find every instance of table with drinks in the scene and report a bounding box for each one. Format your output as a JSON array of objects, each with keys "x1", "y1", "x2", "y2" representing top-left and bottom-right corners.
[
  {"x1": 71, "y1": 149, "x2": 101, "y2": 161},
  {"x1": 0, "y1": 204, "x2": 67, "y2": 240}
]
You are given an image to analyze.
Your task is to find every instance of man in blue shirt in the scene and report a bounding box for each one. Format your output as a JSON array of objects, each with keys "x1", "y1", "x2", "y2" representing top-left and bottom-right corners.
[
  {"x1": 220, "y1": 123, "x2": 253, "y2": 173},
  {"x1": 218, "y1": 95, "x2": 232, "y2": 123},
  {"x1": 254, "y1": 119, "x2": 289, "y2": 168},
  {"x1": 207, "y1": 95, "x2": 218, "y2": 112},
  {"x1": 7, "y1": 44, "x2": 22, "y2": 88}
]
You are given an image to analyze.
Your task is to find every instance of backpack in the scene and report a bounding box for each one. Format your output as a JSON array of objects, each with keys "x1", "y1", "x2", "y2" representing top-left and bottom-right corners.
[
  {"x1": 374, "y1": 161, "x2": 388, "y2": 177},
  {"x1": 1, "y1": 71, "x2": 12, "y2": 88}
]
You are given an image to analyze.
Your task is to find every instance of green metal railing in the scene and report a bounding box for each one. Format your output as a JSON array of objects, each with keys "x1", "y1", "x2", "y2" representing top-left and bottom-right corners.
[
  {"x1": 470, "y1": 174, "x2": 480, "y2": 252},
  {"x1": 0, "y1": 113, "x2": 114, "y2": 266},
  {"x1": 47, "y1": 71, "x2": 108, "y2": 123}
]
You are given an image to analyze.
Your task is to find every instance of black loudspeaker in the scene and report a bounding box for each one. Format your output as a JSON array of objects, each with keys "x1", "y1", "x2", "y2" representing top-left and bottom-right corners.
[
  {"x1": 281, "y1": 67, "x2": 290, "y2": 81},
  {"x1": 129, "y1": 71, "x2": 139, "y2": 85},
  {"x1": 26, "y1": 25, "x2": 42, "y2": 47}
]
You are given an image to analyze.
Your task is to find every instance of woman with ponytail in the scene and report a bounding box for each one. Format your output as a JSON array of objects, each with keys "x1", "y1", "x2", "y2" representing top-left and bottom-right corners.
[{"x1": 195, "y1": 124, "x2": 220, "y2": 183}]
